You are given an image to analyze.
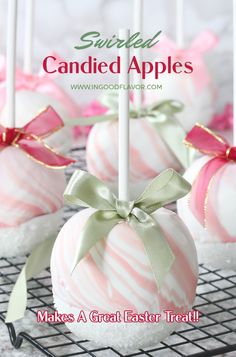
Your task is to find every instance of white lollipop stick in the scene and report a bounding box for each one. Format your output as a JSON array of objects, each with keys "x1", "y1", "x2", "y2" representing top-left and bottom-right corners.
[
  {"x1": 24, "y1": 0, "x2": 35, "y2": 74},
  {"x1": 176, "y1": 0, "x2": 184, "y2": 47},
  {"x1": 133, "y1": 0, "x2": 143, "y2": 111},
  {"x1": 118, "y1": 29, "x2": 130, "y2": 201},
  {"x1": 6, "y1": 0, "x2": 17, "y2": 128},
  {"x1": 234, "y1": 0, "x2": 236, "y2": 145}
]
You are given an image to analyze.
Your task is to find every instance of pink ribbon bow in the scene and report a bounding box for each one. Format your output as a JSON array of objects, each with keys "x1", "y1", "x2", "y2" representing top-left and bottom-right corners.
[
  {"x1": 0, "y1": 106, "x2": 75, "y2": 168},
  {"x1": 153, "y1": 31, "x2": 218, "y2": 92},
  {"x1": 185, "y1": 124, "x2": 236, "y2": 228}
]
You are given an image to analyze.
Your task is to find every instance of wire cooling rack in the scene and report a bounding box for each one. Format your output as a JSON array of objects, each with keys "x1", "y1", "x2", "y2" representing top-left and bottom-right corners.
[
  {"x1": 0, "y1": 146, "x2": 236, "y2": 357},
  {"x1": 0, "y1": 260, "x2": 236, "y2": 357}
]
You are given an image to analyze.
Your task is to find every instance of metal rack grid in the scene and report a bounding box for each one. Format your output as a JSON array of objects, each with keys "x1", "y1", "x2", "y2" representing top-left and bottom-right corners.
[
  {"x1": 0, "y1": 147, "x2": 236, "y2": 356},
  {"x1": 0, "y1": 260, "x2": 236, "y2": 357}
]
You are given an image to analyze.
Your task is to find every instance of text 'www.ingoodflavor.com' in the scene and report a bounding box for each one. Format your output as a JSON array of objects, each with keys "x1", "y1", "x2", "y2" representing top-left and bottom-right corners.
[{"x1": 70, "y1": 83, "x2": 163, "y2": 91}]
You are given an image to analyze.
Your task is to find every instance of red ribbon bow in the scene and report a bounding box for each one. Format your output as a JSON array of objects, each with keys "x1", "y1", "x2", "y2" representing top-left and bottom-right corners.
[
  {"x1": 184, "y1": 124, "x2": 236, "y2": 227},
  {"x1": 0, "y1": 106, "x2": 75, "y2": 168}
]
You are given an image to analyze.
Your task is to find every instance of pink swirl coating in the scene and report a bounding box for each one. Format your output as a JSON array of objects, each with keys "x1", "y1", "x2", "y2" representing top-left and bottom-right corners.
[
  {"x1": 0, "y1": 147, "x2": 66, "y2": 227},
  {"x1": 178, "y1": 156, "x2": 236, "y2": 243},
  {"x1": 86, "y1": 119, "x2": 182, "y2": 185},
  {"x1": 51, "y1": 207, "x2": 198, "y2": 318}
]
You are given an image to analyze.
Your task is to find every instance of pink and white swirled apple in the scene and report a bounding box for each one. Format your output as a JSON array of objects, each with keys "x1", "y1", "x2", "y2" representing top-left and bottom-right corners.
[
  {"x1": 0, "y1": 147, "x2": 66, "y2": 257},
  {"x1": 177, "y1": 125, "x2": 236, "y2": 270},
  {"x1": 51, "y1": 207, "x2": 198, "y2": 349},
  {"x1": 87, "y1": 115, "x2": 185, "y2": 199},
  {"x1": 0, "y1": 107, "x2": 74, "y2": 258},
  {"x1": 178, "y1": 156, "x2": 236, "y2": 270}
]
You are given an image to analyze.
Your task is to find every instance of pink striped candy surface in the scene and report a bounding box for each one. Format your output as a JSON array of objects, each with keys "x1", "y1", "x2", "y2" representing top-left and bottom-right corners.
[
  {"x1": 51, "y1": 207, "x2": 198, "y2": 339},
  {"x1": 0, "y1": 146, "x2": 66, "y2": 228},
  {"x1": 177, "y1": 156, "x2": 236, "y2": 244},
  {"x1": 86, "y1": 119, "x2": 182, "y2": 188}
]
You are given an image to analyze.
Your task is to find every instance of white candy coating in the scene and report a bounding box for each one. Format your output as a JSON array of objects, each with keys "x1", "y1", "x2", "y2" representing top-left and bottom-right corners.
[
  {"x1": 0, "y1": 90, "x2": 72, "y2": 153},
  {"x1": 0, "y1": 209, "x2": 63, "y2": 257},
  {"x1": 51, "y1": 207, "x2": 198, "y2": 350},
  {"x1": 86, "y1": 118, "x2": 183, "y2": 198},
  {"x1": 0, "y1": 147, "x2": 66, "y2": 258},
  {"x1": 177, "y1": 156, "x2": 236, "y2": 270}
]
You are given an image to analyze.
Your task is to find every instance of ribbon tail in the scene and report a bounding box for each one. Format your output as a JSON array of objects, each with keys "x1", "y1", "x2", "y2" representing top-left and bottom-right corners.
[
  {"x1": 64, "y1": 114, "x2": 117, "y2": 127},
  {"x1": 71, "y1": 210, "x2": 121, "y2": 273},
  {"x1": 150, "y1": 117, "x2": 189, "y2": 169},
  {"x1": 5, "y1": 235, "x2": 56, "y2": 323},
  {"x1": 18, "y1": 140, "x2": 75, "y2": 168},
  {"x1": 190, "y1": 157, "x2": 227, "y2": 226},
  {"x1": 129, "y1": 215, "x2": 175, "y2": 289}
]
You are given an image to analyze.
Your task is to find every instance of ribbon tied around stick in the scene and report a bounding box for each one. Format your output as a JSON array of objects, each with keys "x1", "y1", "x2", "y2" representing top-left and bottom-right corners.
[
  {"x1": 0, "y1": 106, "x2": 75, "y2": 168},
  {"x1": 64, "y1": 168, "x2": 191, "y2": 288},
  {"x1": 66, "y1": 94, "x2": 189, "y2": 168},
  {"x1": 184, "y1": 124, "x2": 236, "y2": 227}
]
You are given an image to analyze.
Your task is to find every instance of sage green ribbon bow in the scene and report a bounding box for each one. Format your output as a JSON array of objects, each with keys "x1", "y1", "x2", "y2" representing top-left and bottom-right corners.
[
  {"x1": 65, "y1": 94, "x2": 189, "y2": 168},
  {"x1": 64, "y1": 168, "x2": 191, "y2": 289}
]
